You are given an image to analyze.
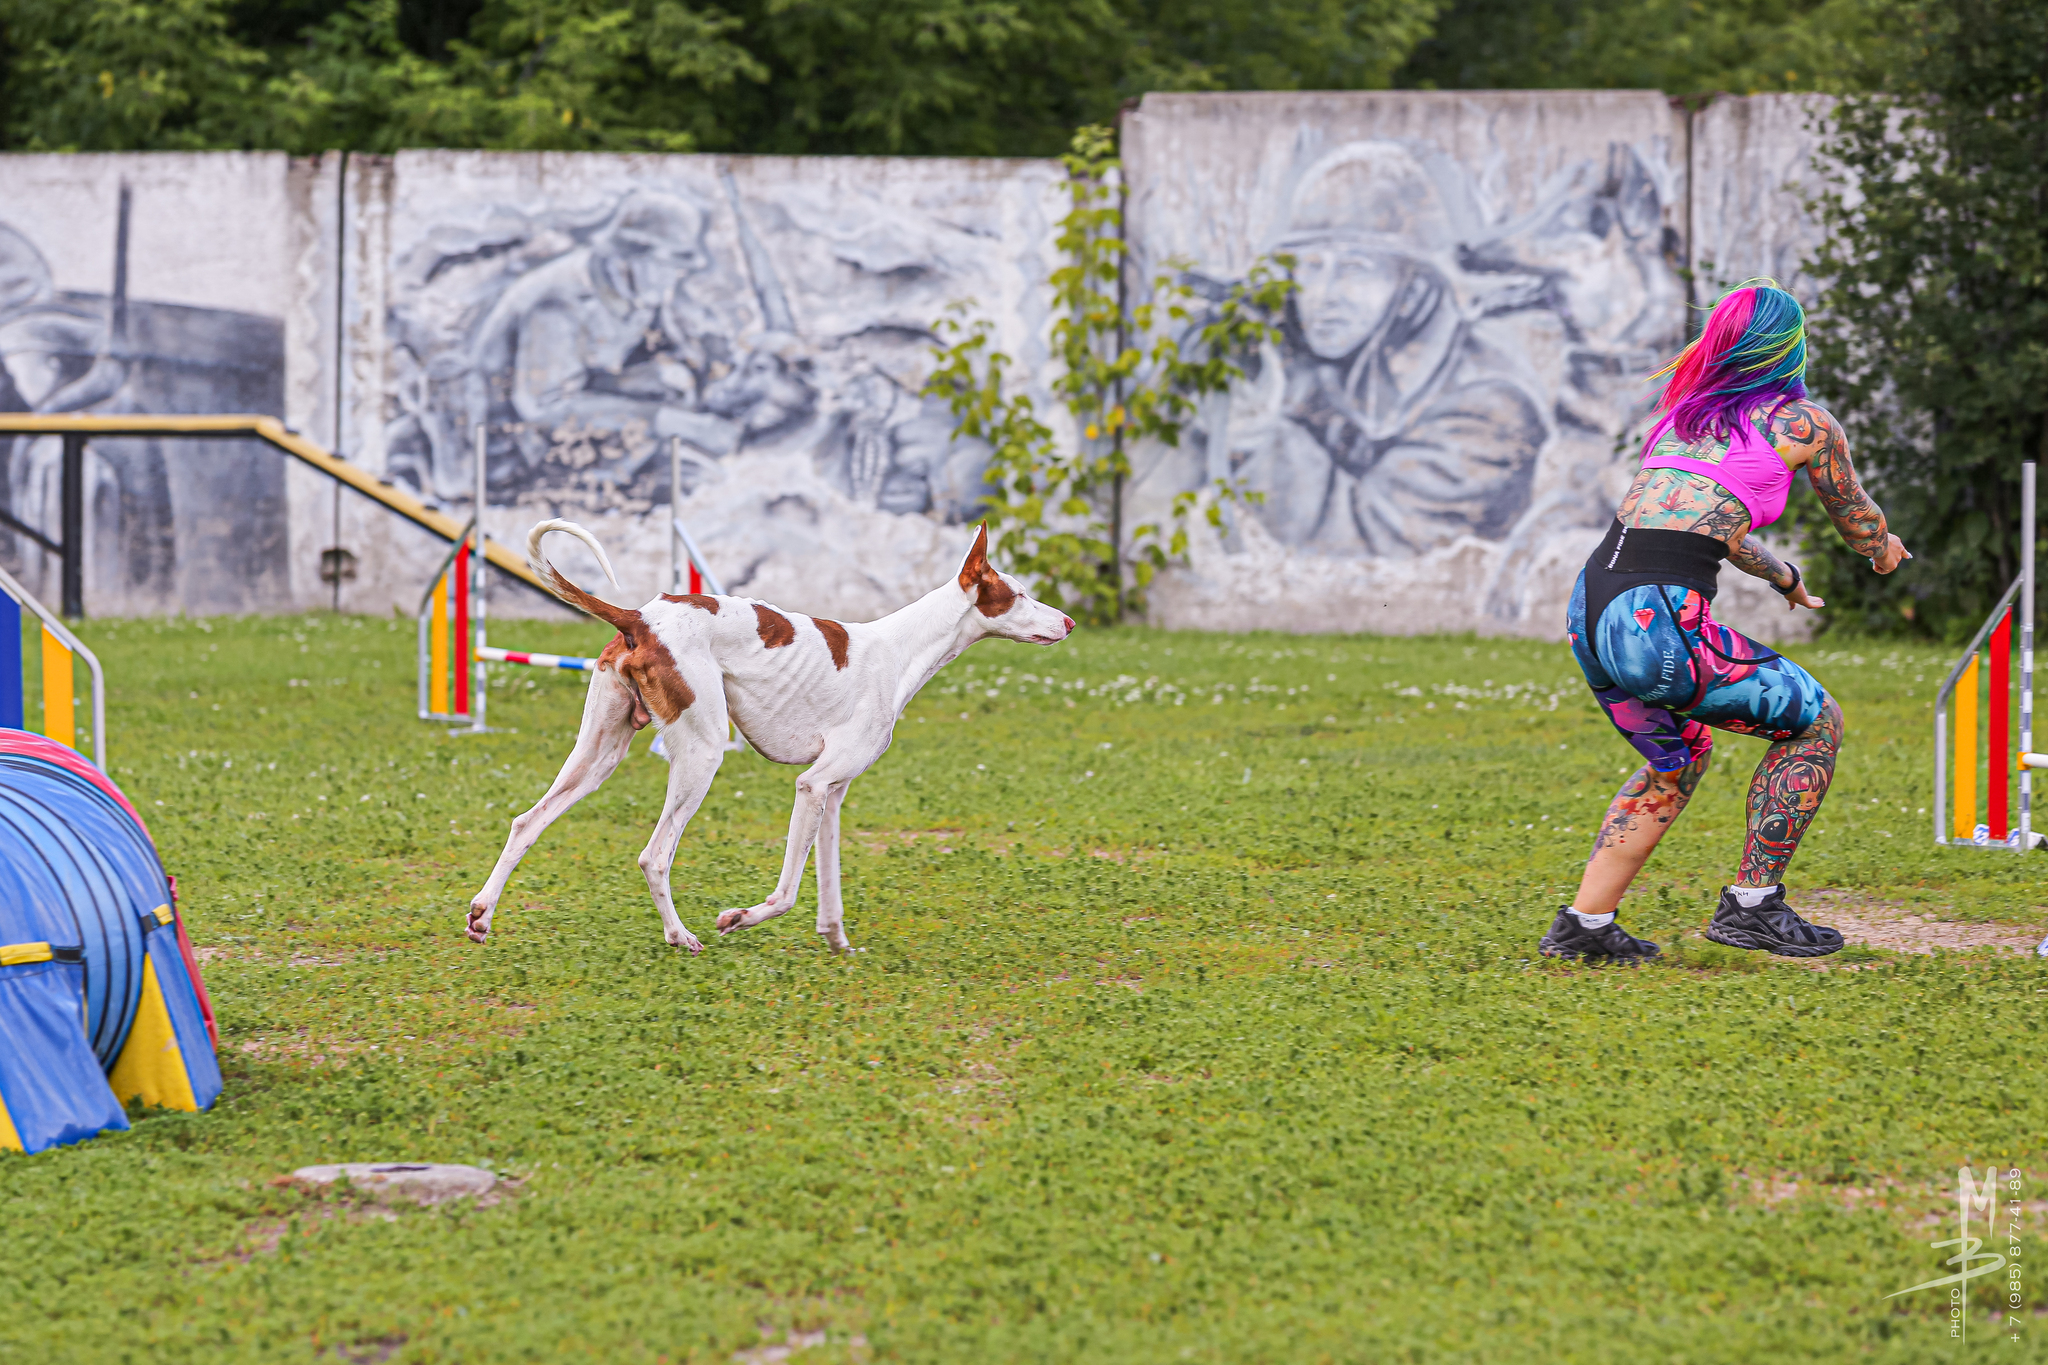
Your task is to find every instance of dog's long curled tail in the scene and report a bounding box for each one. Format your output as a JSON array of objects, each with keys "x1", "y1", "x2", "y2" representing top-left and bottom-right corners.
[{"x1": 527, "y1": 519, "x2": 635, "y2": 630}]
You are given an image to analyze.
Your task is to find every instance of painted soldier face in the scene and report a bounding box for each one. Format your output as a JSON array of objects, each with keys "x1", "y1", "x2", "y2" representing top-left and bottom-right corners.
[
  {"x1": 1292, "y1": 243, "x2": 1407, "y2": 360},
  {"x1": 0, "y1": 311, "x2": 99, "y2": 408},
  {"x1": 592, "y1": 197, "x2": 710, "y2": 309}
]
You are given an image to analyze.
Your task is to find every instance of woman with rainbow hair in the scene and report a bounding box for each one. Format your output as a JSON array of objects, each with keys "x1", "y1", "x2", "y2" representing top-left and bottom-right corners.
[{"x1": 1539, "y1": 281, "x2": 1910, "y2": 963}]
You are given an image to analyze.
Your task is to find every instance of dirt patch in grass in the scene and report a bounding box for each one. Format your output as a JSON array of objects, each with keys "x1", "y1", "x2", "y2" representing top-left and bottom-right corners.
[
  {"x1": 237, "y1": 1030, "x2": 370, "y2": 1065},
  {"x1": 847, "y1": 827, "x2": 964, "y2": 854},
  {"x1": 1740, "y1": 1171, "x2": 2048, "y2": 1235},
  {"x1": 323, "y1": 1335, "x2": 408, "y2": 1363},
  {"x1": 732, "y1": 1324, "x2": 869, "y2": 1363},
  {"x1": 192, "y1": 944, "x2": 407, "y2": 967},
  {"x1": 1795, "y1": 888, "x2": 2045, "y2": 956},
  {"x1": 207, "y1": 1172, "x2": 526, "y2": 1269},
  {"x1": 196, "y1": 1201, "x2": 396, "y2": 1268}
]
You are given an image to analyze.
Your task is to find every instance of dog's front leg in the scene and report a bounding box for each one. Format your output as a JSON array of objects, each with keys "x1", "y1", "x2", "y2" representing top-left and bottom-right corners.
[
  {"x1": 467, "y1": 670, "x2": 637, "y2": 943},
  {"x1": 635, "y1": 715, "x2": 727, "y2": 953},
  {"x1": 716, "y1": 774, "x2": 829, "y2": 936},
  {"x1": 813, "y1": 780, "x2": 853, "y2": 953}
]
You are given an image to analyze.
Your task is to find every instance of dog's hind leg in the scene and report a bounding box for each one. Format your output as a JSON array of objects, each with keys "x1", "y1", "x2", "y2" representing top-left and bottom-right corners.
[
  {"x1": 467, "y1": 669, "x2": 638, "y2": 943},
  {"x1": 636, "y1": 698, "x2": 728, "y2": 953},
  {"x1": 813, "y1": 780, "x2": 853, "y2": 953}
]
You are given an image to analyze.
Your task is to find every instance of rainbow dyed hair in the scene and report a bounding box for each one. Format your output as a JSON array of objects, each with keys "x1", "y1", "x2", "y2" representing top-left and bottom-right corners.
[{"x1": 1652, "y1": 280, "x2": 1808, "y2": 441}]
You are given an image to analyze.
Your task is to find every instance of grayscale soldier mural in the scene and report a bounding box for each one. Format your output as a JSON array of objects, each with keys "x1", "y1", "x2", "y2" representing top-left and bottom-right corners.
[
  {"x1": 0, "y1": 95, "x2": 1833, "y2": 631},
  {"x1": 353, "y1": 152, "x2": 1064, "y2": 616},
  {"x1": 1121, "y1": 93, "x2": 1745, "y2": 635},
  {"x1": 0, "y1": 190, "x2": 289, "y2": 616},
  {"x1": 1231, "y1": 138, "x2": 1556, "y2": 558}
]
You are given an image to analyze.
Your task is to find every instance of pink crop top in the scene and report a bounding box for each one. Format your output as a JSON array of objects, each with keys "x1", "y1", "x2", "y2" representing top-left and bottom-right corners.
[{"x1": 1638, "y1": 408, "x2": 1796, "y2": 532}]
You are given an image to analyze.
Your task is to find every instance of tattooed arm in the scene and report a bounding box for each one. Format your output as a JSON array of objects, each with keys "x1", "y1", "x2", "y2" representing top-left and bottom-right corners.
[
  {"x1": 1730, "y1": 532, "x2": 1826, "y2": 611},
  {"x1": 1766, "y1": 401, "x2": 1911, "y2": 572},
  {"x1": 1729, "y1": 534, "x2": 1794, "y2": 588}
]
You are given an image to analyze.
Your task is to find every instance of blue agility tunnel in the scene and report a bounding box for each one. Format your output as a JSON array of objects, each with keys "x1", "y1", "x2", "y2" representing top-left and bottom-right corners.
[{"x1": 0, "y1": 730, "x2": 220, "y2": 1154}]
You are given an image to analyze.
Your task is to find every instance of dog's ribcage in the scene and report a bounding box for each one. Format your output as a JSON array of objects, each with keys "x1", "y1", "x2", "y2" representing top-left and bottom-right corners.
[{"x1": 647, "y1": 595, "x2": 887, "y2": 767}]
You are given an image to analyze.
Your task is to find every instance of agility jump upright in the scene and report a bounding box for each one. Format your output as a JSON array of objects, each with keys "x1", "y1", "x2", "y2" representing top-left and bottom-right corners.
[
  {"x1": 418, "y1": 432, "x2": 725, "y2": 733},
  {"x1": 1935, "y1": 460, "x2": 2037, "y2": 850},
  {"x1": 0, "y1": 561, "x2": 107, "y2": 769}
]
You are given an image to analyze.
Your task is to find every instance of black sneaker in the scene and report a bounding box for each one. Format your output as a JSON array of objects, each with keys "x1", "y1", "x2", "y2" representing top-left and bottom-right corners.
[
  {"x1": 1705, "y1": 886, "x2": 1844, "y2": 958},
  {"x1": 1538, "y1": 907, "x2": 1661, "y2": 964}
]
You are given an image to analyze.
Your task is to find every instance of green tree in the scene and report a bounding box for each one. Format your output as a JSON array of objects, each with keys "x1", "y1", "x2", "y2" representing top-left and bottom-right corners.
[
  {"x1": 1397, "y1": 0, "x2": 1891, "y2": 96},
  {"x1": 1802, "y1": 0, "x2": 2048, "y2": 638},
  {"x1": 1121, "y1": 0, "x2": 1440, "y2": 94},
  {"x1": 0, "y1": 0, "x2": 265, "y2": 150},
  {"x1": 1, "y1": 0, "x2": 1445, "y2": 155},
  {"x1": 0, "y1": 0, "x2": 766, "y2": 152}
]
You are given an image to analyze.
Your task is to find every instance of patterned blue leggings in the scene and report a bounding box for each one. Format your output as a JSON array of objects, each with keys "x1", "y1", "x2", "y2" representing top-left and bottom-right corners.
[{"x1": 1567, "y1": 570, "x2": 1830, "y2": 773}]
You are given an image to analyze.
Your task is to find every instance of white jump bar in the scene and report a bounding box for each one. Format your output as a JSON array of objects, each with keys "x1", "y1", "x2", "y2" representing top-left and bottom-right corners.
[{"x1": 477, "y1": 645, "x2": 597, "y2": 672}]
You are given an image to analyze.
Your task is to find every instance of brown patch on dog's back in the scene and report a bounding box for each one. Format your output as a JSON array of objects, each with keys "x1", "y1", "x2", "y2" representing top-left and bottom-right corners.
[
  {"x1": 596, "y1": 614, "x2": 695, "y2": 726},
  {"x1": 754, "y1": 604, "x2": 797, "y2": 648},
  {"x1": 660, "y1": 593, "x2": 720, "y2": 613},
  {"x1": 814, "y1": 618, "x2": 850, "y2": 670}
]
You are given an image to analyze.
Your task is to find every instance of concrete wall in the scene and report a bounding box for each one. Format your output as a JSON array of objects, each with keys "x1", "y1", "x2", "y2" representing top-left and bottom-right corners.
[
  {"x1": 1123, "y1": 90, "x2": 1827, "y2": 642},
  {"x1": 336, "y1": 150, "x2": 1067, "y2": 622},
  {"x1": 0, "y1": 153, "x2": 317, "y2": 616},
  {"x1": 0, "y1": 92, "x2": 1836, "y2": 638},
  {"x1": 1690, "y1": 94, "x2": 1836, "y2": 300}
]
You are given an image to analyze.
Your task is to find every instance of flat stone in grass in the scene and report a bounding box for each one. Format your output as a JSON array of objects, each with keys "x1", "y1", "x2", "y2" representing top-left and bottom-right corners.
[{"x1": 292, "y1": 1163, "x2": 496, "y2": 1205}]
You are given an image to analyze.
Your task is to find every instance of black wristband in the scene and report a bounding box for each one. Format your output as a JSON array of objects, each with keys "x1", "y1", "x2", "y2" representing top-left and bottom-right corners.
[{"x1": 1771, "y1": 563, "x2": 1802, "y2": 596}]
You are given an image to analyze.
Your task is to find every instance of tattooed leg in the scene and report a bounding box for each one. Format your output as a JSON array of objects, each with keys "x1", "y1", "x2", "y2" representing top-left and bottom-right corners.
[
  {"x1": 1738, "y1": 696, "x2": 1842, "y2": 884},
  {"x1": 1570, "y1": 752, "x2": 1712, "y2": 917}
]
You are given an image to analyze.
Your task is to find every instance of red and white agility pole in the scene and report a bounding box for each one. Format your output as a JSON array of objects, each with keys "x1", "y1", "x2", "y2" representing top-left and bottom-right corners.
[
  {"x1": 418, "y1": 430, "x2": 724, "y2": 735},
  {"x1": 1934, "y1": 460, "x2": 2035, "y2": 852}
]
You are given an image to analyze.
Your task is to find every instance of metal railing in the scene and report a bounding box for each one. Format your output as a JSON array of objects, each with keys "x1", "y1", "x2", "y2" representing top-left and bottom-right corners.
[{"x1": 0, "y1": 561, "x2": 107, "y2": 770}]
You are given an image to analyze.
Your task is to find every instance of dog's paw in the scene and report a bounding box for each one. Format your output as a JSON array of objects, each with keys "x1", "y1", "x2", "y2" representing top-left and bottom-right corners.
[
  {"x1": 666, "y1": 924, "x2": 705, "y2": 954},
  {"x1": 716, "y1": 907, "x2": 747, "y2": 934},
  {"x1": 465, "y1": 903, "x2": 493, "y2": 944},
  {"x1": 817, "y1": 926, "x2": 853, "y2": 954}
]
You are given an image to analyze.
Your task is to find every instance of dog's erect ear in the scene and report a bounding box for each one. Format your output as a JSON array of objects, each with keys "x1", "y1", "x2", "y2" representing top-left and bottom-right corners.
[
  {"x1": 957, "y1": 523, "x2": 991, "y2": 593},
  {"x1": 955, "y1": 523, "x2": 1016, "y2": 618}
]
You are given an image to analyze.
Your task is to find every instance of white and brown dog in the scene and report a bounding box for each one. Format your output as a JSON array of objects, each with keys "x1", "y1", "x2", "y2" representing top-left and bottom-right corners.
[{"x1": 465, "y1": 519, "x2": 1073, "y2": 954}]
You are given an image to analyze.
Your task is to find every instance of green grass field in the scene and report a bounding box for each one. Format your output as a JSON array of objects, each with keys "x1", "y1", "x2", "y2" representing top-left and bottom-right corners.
[{"x1": 3, "y1": 611, "x2": 2044, "y2": 1363}]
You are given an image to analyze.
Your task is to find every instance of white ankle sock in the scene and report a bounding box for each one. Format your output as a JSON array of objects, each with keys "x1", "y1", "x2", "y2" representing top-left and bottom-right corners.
[
  {"x1": 1729, "y1": 883, "x2": 1781, "y2": 908},
  {"x1": 1569, "y1": 908, "x2": 1616, "y2": 929}
]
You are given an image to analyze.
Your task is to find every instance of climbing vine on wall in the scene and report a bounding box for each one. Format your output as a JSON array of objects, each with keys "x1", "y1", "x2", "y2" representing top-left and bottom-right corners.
[{"x1": 925, "y1": 125, "x2": 1296, "y2": 625}]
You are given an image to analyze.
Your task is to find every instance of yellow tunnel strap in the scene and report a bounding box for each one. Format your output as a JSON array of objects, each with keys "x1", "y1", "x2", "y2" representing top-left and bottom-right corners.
[
  {"x1": 150, "y1": 904, "x2": 174, "y2": 927},
  {"x1": 0, "y1": 1095, "x2": 19, "y2": 1153}
]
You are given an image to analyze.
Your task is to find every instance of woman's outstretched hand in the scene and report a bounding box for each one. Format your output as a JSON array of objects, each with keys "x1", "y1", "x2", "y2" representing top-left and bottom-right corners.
[
  {"x1": 1872, "y1": 533, "x2": 1911, "y2": 574},
  {"x1": 1784, "y1": 581, "x2": 1825, "y2": 611}
]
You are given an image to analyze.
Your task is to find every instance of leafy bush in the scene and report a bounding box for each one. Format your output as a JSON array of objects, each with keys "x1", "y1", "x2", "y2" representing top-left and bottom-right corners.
[
  {"x1": 924, "y1": 125, "x2": 1294, "y2": 623},
  {"x1": 1805, "y1": 0, "x2": 2048, "y2": 640}
]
